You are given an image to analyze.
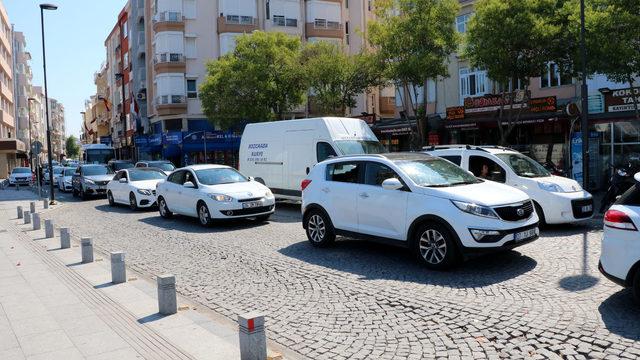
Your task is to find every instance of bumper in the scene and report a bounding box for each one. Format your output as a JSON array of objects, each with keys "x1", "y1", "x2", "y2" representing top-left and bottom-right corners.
[
  {"x1": 460, "y1": 223, "x2": 540, "y2": 255},
  {"x1": 449, "y1": 208, "x2": 540, "y2": 249},
  {"x1": 540, "y1": 191, "x2": 594, "y2": 224},
  {"x1": 84, "y1": 183, "x2": 109, "y2": 195},
  {"x1": 207, "y1": 197, "x2": 276, "y2": 219},
  {"x1": 598, "y1": 261, "x2": 627, "y2": 287},
  {"x1": 137, "y1": 194, "x2": 157, "y2": 208},
  {"x1": 599, "y1": 224, "x2": 640, "y2": 285},
  {"x1": 9, "y1": 178, "x2": 31, "y2": 185}
]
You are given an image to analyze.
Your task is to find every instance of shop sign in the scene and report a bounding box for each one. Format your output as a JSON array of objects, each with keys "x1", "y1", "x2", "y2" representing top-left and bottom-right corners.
[
  {"x1": 99, "y1": 136, "x2": 112, "y2": 146},
  {"x1": 148, "y1": 134, "x2": 162, "y2": 146},
  {"x1": 428, "y1": 132, "x2": 440, "y2": 145},
  {"x1": 604, "y1": 87, "x2": 640, "y2": 112},
  {"x1": 134, "y1": 135, "x2": 148, "y2": 146},
  {"x1": 446, "y1": 106, "x2": 465, "y2": 120},
  {"x1": 163, "y1": 131, "x2": 182, "y2": 145},
  {"x1": 463, "y1": 91, "x2": 529, "y2": 114},
  {"x1": 379, "y1": 126, "x2": 412, "y2": 135},
  {"x1": 529, "y1": 96, "x2": 557, "y2": 113}
]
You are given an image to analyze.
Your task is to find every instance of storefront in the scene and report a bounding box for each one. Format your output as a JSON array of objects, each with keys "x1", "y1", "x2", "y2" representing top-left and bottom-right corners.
[{"x1": 0, "y1": 139, "x2": 27, "y2": 178}]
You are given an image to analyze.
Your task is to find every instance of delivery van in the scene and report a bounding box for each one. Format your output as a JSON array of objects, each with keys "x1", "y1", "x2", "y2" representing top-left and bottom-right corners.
[{"x1": 239, "y1": 117, "x2": 386, "y2": 200}]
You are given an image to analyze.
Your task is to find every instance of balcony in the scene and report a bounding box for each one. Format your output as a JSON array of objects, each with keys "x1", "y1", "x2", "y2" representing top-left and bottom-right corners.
[
  {"x1": 153, "y1": 53, "x2": 186, "y2": 74},
  {"x1": 153, "y1": 11, "x2": 185, "y2": 32},
  {"x1": 155, "y1": 95, "x2": 187, "y2": 116},
  {"x1": 306, "y1": 19, "x2": 344, "y2": 39},
  {"x1": 217, "y1": 15, "x2": 258, "y2": 34}
]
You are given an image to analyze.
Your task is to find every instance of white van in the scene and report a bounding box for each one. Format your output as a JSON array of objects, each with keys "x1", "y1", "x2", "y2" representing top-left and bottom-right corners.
[{"x1": 239, "y1": 117, "x2": 385, "y2": 200}]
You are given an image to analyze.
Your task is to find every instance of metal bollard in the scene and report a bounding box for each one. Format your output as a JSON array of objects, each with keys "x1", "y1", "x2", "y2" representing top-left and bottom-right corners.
[
  {"x1": 29, "y1": 201, "x2": 35, "y2": 214},
  {"x1": 17, "y1": 206, "x2": 23, "y2": 219},
  {"x1": 157, "y1": 274, "x2": 177, "y2": 315},
  {"x1": 110, "y1": 252, "x2": 126, "y2": 284},
  {"x1": 60, "y1": 228, "x2": 70, "y2": 249},
  {"x1": 238, "y1": 313, "x2": 267, "y2": 360},
  {"x1": 45, "y1": 220, "x2": 54, "y2": 238},
  {"x1": 81, "y1": 238, "x2": 94, "y2": 263},
  {"x1": 43, "y1": 198, "x2": 49, "y2": 209},
  {"x1": 32, "y1": 213, "x2": 41, "y2": 230},
  {"x1": 23, "y1": 211, "x2": 30, "y2": 224}
]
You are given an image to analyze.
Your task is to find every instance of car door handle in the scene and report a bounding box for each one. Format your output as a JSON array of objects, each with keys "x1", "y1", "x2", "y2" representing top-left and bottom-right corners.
[
  {"x1": 321, "y1": 187, "x2": 330, "y2": 193},
  {"x1": 359, "y1": 192, "x2": 369, "y2": 199}
]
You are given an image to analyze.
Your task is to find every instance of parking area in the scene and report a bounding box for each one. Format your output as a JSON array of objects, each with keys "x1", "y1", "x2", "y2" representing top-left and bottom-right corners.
[{"x1": 23, "y1": 189, "x2": 638, "y2": 360}]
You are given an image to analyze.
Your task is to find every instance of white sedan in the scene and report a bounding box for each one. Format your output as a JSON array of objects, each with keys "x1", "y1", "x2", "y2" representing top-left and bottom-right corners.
[
  {"x1": 57, "y1": 167, "x2": 76, "y2": 192},
  {"x1": 156, "y1": 164, "x2": 276, "y2": 226},
  {"x1": 107, "y1": 168, "x2": 167, "y2": 210},
  {"x1": 599, "y1": 172, "x2": 640, "y2": 302}
]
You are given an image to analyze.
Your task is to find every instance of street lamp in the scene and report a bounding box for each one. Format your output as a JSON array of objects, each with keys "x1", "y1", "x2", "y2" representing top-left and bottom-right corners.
[
  {"x1": 579, "y1": 0, "x2": 590, "y2": 190},
  {"x1": 185, "y1": 130, "x2": 208, "y2": 164},
  {"x1": 39, "y1": 3, "x2": 58, "y2": 204},
  {"x1": 27, "y1": 98, "x2": 36, "y2": 171}
]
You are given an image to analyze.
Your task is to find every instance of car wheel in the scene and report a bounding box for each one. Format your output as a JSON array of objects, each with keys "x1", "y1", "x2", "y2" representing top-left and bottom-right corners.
[
  {"x1": 413, "y1": 222, "x2": 459, "y2": 270},
  {"x1": 129, "y1": 192, "x2": 138, "y2": 211},
  {"x1": 633, "y1": 269, "x2": 640, "y2": 305},
  {"x1": 197, "y1": 202, "x2": 212, "y2": 227},
  {"x1": 254, "y1": 214, "x2": 271, "y2": 222},
  {"x1": 107, "y1": 191, "x2": 115, "y2": 207},
  {"x1": 533, "y1": 202, "x2": 547, "y2": 227},
  {"x1": 158, "y1": 197, "x2": 173, "y2": 218},
  {"x1": 304, "y1": 209, "x2": 335, "y2": 247}
]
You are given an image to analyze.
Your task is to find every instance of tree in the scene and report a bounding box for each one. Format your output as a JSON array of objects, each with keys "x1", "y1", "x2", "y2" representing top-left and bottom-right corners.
[
  {"x1": 200, "y1": 31, "x2": 307, "y2": 129},
  {"x1": 65, "y1": 135, "x2": 80, "y2": 159},
  {"x1": 465, "y1": 0, "x2": 562, "y2": 145},
  {"x1": 301, "y1": 42, "x2": 384, "y2": 116},
  {"x1": 368, "y1": 0, "x2": 460, "y2": 149}
]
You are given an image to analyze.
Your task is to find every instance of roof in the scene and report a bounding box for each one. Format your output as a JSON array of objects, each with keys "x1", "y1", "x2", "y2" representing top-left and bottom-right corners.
[
  {"x1": 182, "y1": 164, "x2": 230, "y2": 171},
  {"x1": 424, "y1": 145, "x2": 519, "y2": 154},
  {"x1": 325, "y1": 152, "x2": 437, "y2": 162}
]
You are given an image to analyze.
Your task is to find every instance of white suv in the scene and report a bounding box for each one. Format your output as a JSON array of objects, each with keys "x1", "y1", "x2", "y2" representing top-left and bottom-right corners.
[
  {"x1": 301, "y1": 153, "x2": 539, "y2": 269},
  {"x1": 599, "y1": 173, "x2": 640, "y2": 302},
  {"x1": 425, "y1": 146, "x2": 593, "y2": 225}
]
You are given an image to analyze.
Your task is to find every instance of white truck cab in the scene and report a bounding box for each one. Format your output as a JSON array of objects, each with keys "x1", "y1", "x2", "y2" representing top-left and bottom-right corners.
[
  {"x1": 425, "y1": 145, "x2": 594, "y2": 225},
  {"x1": 239, "y1": 117, "x2": 385, "y2": 200}
]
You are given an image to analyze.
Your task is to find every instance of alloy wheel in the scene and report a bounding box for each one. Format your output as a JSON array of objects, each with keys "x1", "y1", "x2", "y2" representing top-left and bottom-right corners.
[
  {"x1": 198, "y1": 205, "x2": 210, "y2": 225},
  {"x1": 159, "y1": 199, "x2": 167, "y2": 216},
  {"x1": 308, "y1": 214, "x2": 326, "y2": 243},
  {"x1": 419, "y1": 229, "x2": 447, "y2": 265}
]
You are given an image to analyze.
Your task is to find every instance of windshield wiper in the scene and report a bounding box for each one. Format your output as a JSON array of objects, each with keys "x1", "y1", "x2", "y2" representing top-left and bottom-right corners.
[
  {"x1": 449, "y1": 180, "x2": 479, "y2": 186},
  {"x1": 423, "y1": 183, "x2": 451, "y2": 188}
]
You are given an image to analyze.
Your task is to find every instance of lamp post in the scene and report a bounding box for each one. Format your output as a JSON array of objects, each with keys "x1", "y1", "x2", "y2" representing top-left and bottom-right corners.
[
  {"x1": 185, "y1": 130, "x2": 207, "y2": 164},
  {"x1": 115, "y1": 73, "x2": 126, "y2": 160},
  {"x1": 579, "y1": 0, "x2": 590, "y2": 190},
  {"x1": 27, "y1": 98, "x2": 36, "y2": 172},
  {"x1": 39, "y1": 3, "x2": 58, "y2": 204}
]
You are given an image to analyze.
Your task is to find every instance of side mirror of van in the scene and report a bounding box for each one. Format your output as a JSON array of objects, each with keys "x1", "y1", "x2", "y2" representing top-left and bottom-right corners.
[
  {"x1": 247, "y1": 176, "x2": 254, "y2": 181},
  {"x1": 382, "y1": 178, "x2": 403, "y2": 191}
]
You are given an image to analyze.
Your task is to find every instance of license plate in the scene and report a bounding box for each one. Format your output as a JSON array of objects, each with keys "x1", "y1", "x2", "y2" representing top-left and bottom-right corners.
[
  {"x1": 514, "y1": 228, "x2": 537, "y2": 242},
  {"x1": 242, "y1": 201, "x2": 262, "y2": 209},
  {"x1": 582, "y1": 205, "x2": 592, "y2": 213}
]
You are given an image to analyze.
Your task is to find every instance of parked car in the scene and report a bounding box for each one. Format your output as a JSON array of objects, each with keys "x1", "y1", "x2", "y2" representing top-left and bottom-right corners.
[
  {"x1": 599, "y1": 172, "x2": 640, "y2": 303},
  {"x1": 301, "y1": 153, "x2": 539, "y2": 269},
  {"x1": 72, "y1": 164, "x2": 115, "y2": 199},
  {"x1": 425, "y1": 145, "x2": 593, "y2": 225},
  {"x1": 50, "y1": 166, "x2": 64, "y2": 185},
  {"x1": 239, "y1": 117, "x2": 386, "y2": 201},
  {"x1": 135, "y1": 160, "x2": 176, "y2": 174},
  {"x1": 57, "y1": 167, "x2": 76, "y2": 192},
  {"x1": 107, "y1": 160, "x2": 135, "y2": 172},
  {"x1": 8, "y1": 167, "x2": 32, "y2": 186},
  {"x1": 107, "y1": 168, "x2": 167, "y2": 210},
  {"x1": 155, "y1": 164, "x2": 275, "y2": 226}
]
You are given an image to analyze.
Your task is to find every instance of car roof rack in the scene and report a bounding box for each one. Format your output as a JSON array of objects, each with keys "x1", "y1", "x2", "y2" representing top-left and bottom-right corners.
[{"x1": 423, "y1": 144, "x2": 489, "y2": 153}]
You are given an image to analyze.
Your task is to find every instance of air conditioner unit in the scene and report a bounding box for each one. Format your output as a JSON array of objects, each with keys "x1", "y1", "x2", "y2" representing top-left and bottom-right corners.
[{"x1": 137, "y1": 92, "x2": 146, "y2": 101}]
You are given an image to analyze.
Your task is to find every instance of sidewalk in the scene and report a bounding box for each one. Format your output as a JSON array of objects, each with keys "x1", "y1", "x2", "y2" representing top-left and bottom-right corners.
[{"x1": 0, "y1": 194, "x2": 279, "y2": 360}]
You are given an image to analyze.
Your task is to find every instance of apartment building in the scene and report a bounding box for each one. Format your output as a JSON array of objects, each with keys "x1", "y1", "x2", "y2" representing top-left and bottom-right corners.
[
  {"x1": 0, "y1": 2, "x2": 21, "y2": 178},
  {"x1": 11, "y1": 30, "x2": 34, "y2": 152},
  {"x1": 48, "y1": 98, "x2": 65, "y2": 161},
  {"x1": 30, "y1": 86, "x2": 46, "y2": 165}
]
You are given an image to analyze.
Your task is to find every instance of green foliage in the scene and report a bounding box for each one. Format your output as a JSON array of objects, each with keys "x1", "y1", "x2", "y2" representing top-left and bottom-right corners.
[
  {"x1": 199, "y1": 31, "x2": 307, "y2": 129},
  {"x1": 65, "y1": 135, "x2": 80, "y2": 159},
  {"x1": 301, "y1": 42, "x2": 384, "y2": 116}
]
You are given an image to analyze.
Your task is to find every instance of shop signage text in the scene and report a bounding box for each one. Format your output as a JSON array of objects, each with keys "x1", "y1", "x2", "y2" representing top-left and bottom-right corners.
[
  {"x1": 446, "y1": 94, "x2": 557, "y2": 120},
  {"x1": 604, "y1": 87, "x2": 640, "y2": 113}
]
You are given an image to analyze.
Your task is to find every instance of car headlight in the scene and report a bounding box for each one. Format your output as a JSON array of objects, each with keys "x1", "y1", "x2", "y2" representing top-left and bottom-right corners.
[
  {"x1": 210, "y1": 194, "x2": 234, "y2": 202},
  {"x1": 137, "y1": 189, "x2": 153, "y2": 196},
  {"x1": 451, "y1": 200, "x2": 498, "y2": 219},
  {"x1": 538, "y1": 182, "x2": 563, "y2": 193},
  {"x1": 265, "y1": 190, "x2": 273, "y2": 198},
  {"x1": 84, "y1": 179, "x2": 95, "y2": 185}
]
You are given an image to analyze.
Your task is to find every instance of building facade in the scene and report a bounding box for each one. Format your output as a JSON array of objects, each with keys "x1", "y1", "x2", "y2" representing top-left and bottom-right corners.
[
  {"x1": 0, "y1": 2, "x2": 20, "y2": 178},
  {"x1": 11, "y1": 29, "x2": 34, "y2": 158},
  {"x1": 48, "y1": 98, "x2": 65, "y2": 161}
]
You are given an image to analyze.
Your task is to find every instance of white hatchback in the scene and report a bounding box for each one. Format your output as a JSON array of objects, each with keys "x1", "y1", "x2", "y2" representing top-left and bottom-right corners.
[
  {"x1": 302, "y1": 153, "x2": 539, "y2": 269},
  {"x1": 107, "y1": 168, "x2": 167, "y2": 210},
  {"x1": 425, "y1": 146, "x2": 593, "y2": 225},
  {"x1": 155, "y1": 165, "x2": 276, "y2": 226},
  {"x1": 57, "y1": 167, "x2": 76, "y2": 192},
  {"x1": 599, "y1": 173, "x2": 640, "y2": 302}
]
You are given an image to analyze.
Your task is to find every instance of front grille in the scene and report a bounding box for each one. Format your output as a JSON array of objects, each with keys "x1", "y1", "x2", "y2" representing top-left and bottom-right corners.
[
  {"x1": 219, "y1": 205, "x2": 274, "y2": 216},
  {"x1": 152, "y1": 190, "x2": 157, "y2": 196},
  {"x1": 96, "y1": 181, "x2": 109, "y2": 186},
  {"x1": 571, "y1": 198, "x2": 594, "y2": 219},
  {"x1": 494, "y1": 201, "x2": 534, "y2": 221},
  {"x1": 238, "y1": 197, "x2": 263, "y2": 203}
]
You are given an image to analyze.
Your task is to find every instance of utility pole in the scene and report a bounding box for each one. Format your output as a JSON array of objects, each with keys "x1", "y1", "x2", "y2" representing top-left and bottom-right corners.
[{"x1": 579, "y1": 0, "x2": 590, "y2": 190}]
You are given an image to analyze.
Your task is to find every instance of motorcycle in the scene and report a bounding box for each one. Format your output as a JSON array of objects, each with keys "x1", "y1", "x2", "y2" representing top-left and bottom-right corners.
[{"x1": 600, "y1": 162, "x2": 639, "y2": 213}]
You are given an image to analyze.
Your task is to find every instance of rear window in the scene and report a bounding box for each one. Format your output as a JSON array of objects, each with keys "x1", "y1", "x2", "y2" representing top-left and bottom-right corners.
[
  {"x1": 326, "y1": 162, "x2": 362, "y2": 183},
  {"x1": 616, "y1": 185, "x2": 640, "y2": 206}
]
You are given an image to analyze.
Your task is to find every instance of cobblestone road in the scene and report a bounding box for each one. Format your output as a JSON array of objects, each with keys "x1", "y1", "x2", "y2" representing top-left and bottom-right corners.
[{"x1": 19, "y1": 191, "x2": 640, "y2": 359}]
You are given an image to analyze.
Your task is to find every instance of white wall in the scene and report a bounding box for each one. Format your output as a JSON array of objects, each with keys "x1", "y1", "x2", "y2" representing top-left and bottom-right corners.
[
  {"x1": 220, "y1": 0, "x2": 257, "y2": 17},
  {"x1": 306, "y1": 1, "x2": 341, "y2": 22},
  {"x1": 154, "y1": 31, "x2": 185, "y2": 54},
  {"x1": 156, "y1": 73, "x2": 185, "y2": 96}
]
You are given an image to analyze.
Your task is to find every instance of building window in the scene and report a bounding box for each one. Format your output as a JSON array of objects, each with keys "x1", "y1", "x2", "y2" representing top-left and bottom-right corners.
[
  {"x1": 187, "y1": 79, "x2": 197, "y2": 98},
  {"x1": 273, "y1": 15, "x2": 285, "y2": 26},
  {"x1": 346, "y1": 0, "x2": 349, "y2": 8},
  {"x1": 185, "y1": 37, "x2": 197, "y2": 59},
  {"x1": 456, "y1": 13, "x2": 472, "y2": 33},
  {"x1": 541, "y1": 62, "x2": 573, "y2": 88},
  {"x1": 497, "y1": 77, "x2": 526, "y2": 93},
  {"x1": 459, "y1": 68, "x2": 488, "y2": 102},
  {"x1": 122, "y1": 21, "x2": 128, "y2": 38},
  {"x1": 123, "y1": 52, "x2": 129, "y2": 68}
]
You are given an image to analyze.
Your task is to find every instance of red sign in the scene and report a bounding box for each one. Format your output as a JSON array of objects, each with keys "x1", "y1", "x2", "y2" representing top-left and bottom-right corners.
[
  {"x1": 446, "y1": 106, "x2": 465, "y2": 120},
  {"x1": 529, "y1": 96, "x2": 557, "y2": 113}
]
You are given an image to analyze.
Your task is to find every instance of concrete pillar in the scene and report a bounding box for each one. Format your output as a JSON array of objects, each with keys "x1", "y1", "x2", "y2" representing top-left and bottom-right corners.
[
  {"x1": 32, "y1": 213, "x2": 41, "y2": 230},
  {"x1": 45, "y1": 220, "x2": 54, "y2": 238},
  {"x1": 110, "y1": 252, "x2": 126, "y2": 284},
  {"x1": 43, "y1": 198, "x2": 49, "y2": 209},
  {"x1": 238, "y1": 312, "x2": 267, "y2": 360},
  {"x1": 157, "y1": 274, "x2": 177, "y2": 315},
  {"x1": 60, "y1": 228, "x2": 70, "y2": 249},
  {"x1": 81, "y1": 238, "x2": 94, "y2": 263},
  {"x1": 23, "y1": 211, "x2": 30, "y2": 224},
  {"x1": 29, "y1": 201, "x2": 35, "y2": 214},
  {"x1": 17, "y1": 206, "x2": 23, "y2": 219}
]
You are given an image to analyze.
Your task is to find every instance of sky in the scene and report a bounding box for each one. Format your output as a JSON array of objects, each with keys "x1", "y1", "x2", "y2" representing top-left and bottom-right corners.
[{"x1": 4, "y1": 0, "x2": 127, "y2": 138}]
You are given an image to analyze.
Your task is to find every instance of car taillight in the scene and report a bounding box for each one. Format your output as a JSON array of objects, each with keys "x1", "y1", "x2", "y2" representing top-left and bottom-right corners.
[
  {"x1": 301, "y1": 179, "x2": 312, "y2": 191},
  {"x1": 604, "y1": 209, "x2": 638, "y2": 231}
]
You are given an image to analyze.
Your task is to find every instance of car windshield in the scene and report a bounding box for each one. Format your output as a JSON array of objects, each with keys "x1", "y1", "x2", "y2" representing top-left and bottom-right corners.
[
  {"x1": 112, "y1": 162, "x2": 134, "y2": 171},
  {"x1": 83, "y1": 166, "x2": 113, "y2": 176},
  {"x1": 12, "y1": 167, "x2": 31, "y2": 174},
  {"x1": 53, "y1": 167, "x2": 63, "y2": 175},
  {"x1": 63, "y1": 168, "x2": 75, "y2": 176},
  {"x1": 195, "y1": 168, "x2": 248, "y2": 185},
  {"x1": 495, "y1": 153, "x2": 550, "y2": 178},
  {"x1": 149, "y1": 162, "x2": 175, "y2": 172},
  {"x1": 129, "y1": 170, "x2": 166, "y2": 181},
  {"x1": 395, "y1": 158, "x2": 480, "y2": 187},
  {"x1": 334, "y1": 140, "x2": 387, "y2": 155}
]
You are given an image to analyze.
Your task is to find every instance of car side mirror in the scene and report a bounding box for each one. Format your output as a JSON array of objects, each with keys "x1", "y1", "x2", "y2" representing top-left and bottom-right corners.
[
  {"x1": 119, "y1": 178, "x2": 127, "y2": 183},
  {"x1": 382, "y1": 178, "x2": 403, "y2": 190},
  {"x1": 635, "y1": 172, "x2": 640, "y2": 183},
  {"x1": 247, "y1": 176, "x2": 254, "y2": 181},
  {"x1": 183, "y1": 181, "x2": 196, "y2": 188},
  {"x1": 466, "y1": 170, "x2": 475, "y2": 177}
]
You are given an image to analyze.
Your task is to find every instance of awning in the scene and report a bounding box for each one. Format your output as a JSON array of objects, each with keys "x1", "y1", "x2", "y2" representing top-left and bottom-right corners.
[{"x1": 0, "y1": 139, "x2": 27, "y2": 154}]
